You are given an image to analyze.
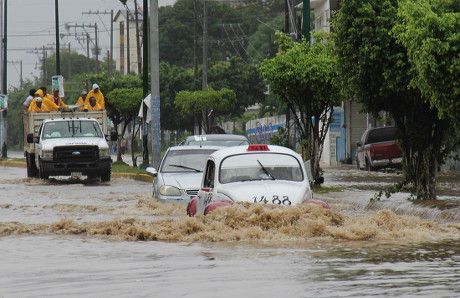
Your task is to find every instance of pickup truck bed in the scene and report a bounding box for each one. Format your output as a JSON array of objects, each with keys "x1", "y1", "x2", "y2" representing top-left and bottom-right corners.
[{"x1": 356, "y1": 127, "x2": 402, "y2": 171}]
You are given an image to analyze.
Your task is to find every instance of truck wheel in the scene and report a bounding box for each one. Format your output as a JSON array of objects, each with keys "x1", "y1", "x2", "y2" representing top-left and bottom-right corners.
[
  {"x1": 26, "y1": 153, "x2": 38, "y2": 178},
  {"x1": 38, "y1": 169, "x2": 49, "y2": 179},
  {"x1": 100, "y1": 170, "x2": 111, "y2": 182}
]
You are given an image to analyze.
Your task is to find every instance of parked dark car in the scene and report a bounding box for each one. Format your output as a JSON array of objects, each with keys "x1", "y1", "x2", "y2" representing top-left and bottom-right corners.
[{"x1": 356, "y1": 126, "x2": 402, "y2": 171}]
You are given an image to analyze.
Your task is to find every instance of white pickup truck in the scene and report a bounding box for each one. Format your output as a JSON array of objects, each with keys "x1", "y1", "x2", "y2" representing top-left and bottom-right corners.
[{"x1": 23, "y1": 110, "x2": 116, "y2": 181}]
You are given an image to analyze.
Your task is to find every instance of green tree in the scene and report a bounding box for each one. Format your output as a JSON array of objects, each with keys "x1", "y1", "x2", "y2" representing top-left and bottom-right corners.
[
  {"x1": 106, "y1": 88, "x2": 143, "y2": 165},
  {"x1": 6, "y1": 81, "x2": 37, "y2": 150},
  {"x1": 159, "y1": 0, "x2": 285, "y2": 67},
  {"x1": 175, "y1": 88, "x2": 236, "y2": 133},
  {"x1": 333, "y1": 0, "x2": 458, "y2": 200},
  {"x1": 159, "y1": 62, "x2": 197, "y2": 132},
  {"x1": 208, "y1": 57, "x2": 265, "y2": 118},
  {"x1": 393, "y1": 0, "x2": 460, "y2": 122},
  {"x1": 259, "y1": 31, "x2": 341, "y2": 178}
]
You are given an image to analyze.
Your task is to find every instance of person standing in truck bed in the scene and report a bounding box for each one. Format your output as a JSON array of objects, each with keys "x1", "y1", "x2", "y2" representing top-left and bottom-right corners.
[
  {"x1": 51, "y1": 88, "x2": 67, "y2": 109},
  {"x1": 76, "y1": 91, "x2": 88, "y2": 110},
  {"x1": 28, "y1": 90, "x2": 60, "y2": 112},
  {"x1": 23, "y1": 88, "x2": 37, "y2": 112},
  {"x1": 28, "y1": 97, "x2": 50, "y2": 112}
]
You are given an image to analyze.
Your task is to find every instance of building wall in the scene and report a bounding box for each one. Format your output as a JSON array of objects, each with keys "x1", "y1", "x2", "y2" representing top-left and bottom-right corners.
[{"x1": 114, "y1": 12, "x2": 143, "y2": 75}]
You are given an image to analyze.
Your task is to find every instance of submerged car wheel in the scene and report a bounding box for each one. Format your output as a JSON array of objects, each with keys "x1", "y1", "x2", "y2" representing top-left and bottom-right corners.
[
  {"x1": 302, "y1": 199, "x2": 330, "y2": 209},
  {"x1": 186, "y1": 198, "x2": 197, "y2": 217},
  {"x1": 204, "y1": 201, "x2": 233, "y2": 215}
]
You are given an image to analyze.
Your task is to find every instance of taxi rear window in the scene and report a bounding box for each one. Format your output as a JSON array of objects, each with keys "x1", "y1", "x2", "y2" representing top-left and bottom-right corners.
[{"x1": 219, "y1": 153, "x2": 304, "y2": 183}]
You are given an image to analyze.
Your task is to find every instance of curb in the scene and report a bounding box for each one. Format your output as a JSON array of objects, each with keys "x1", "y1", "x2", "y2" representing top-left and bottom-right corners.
[
  {"x1": 112, "y1": 173, "x2": 153, "y2": 182},
  {"x1": 0, "y1": 160, "x2": 27, "y2": 168},
  {"x1": 0, "y1": 161, "x2": 153, "y2": 182}
]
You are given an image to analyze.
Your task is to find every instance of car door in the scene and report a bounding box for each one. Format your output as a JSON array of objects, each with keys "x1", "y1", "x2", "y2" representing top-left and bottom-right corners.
[{"x1": 197, "y1": 160, "x2": 216, "y2": 215}]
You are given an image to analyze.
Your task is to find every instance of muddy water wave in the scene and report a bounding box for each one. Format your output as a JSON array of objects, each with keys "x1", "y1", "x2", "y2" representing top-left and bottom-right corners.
[{"x1": 2, "y1": 202, "x2": 459, "y2": 242}]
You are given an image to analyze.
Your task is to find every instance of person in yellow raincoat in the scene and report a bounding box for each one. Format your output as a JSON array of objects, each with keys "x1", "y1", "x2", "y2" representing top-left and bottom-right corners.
[
  {"x1": 39, "y1": 86, "x2": 53, "y2": 101},
  {"x1": 86, "y1": 84, "x2": 105, "y2": 109},
  {"x1": 76, "y1": 91, "x2": 88, "y2": 110},
  {"x1": 28, "y1": 89, "x2": 60, "y2": 112},
  {"x1": 28, "y1": 97, "x2": 52, "y2": 112},
  {"x1": 83, "y1": 96, "x2": 103, "y2": 111},
  {"x1": 51, "y1": 88, "x2": 67, "y2": 108}
]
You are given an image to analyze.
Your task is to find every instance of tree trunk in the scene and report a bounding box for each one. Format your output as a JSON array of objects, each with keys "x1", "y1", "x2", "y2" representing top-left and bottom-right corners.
[{"x1": 405, "y1": 145, "x2": 438, "y2": 200}]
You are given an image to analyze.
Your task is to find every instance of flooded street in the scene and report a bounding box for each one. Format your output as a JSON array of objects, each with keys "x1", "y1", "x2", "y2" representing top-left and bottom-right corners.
[{"x1": 1, "y1": 165, "x2": 459, "y2": 297}]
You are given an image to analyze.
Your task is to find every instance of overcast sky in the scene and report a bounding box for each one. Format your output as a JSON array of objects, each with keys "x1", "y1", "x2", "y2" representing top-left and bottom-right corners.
[{"x1": 4, "y1": 0, "x2": 176, "y2": 90}]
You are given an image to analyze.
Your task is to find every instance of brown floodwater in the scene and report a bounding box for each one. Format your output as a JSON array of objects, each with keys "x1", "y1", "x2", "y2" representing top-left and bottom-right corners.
[{"x1": 0, "y1": 165, "x2": 459, "y2": 297}]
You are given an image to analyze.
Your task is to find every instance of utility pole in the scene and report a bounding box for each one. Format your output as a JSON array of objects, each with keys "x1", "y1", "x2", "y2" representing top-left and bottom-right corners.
[
  {"x1": 141, "y1": 0, "x2": 149, "y2": 166},
  {"x1": 55, "y1": 0, "x2": 60, "y2": 75},
  {"x1": 302, "y1": 0, "x2": 310, "y2": 43},
  {"x1": 0, "y1": 0, "x2": 3, "y2": 94},
  {"x1": 66, "y1": 23, "x2": 99, "y2": 73},
  {"x1": 193, "y1": 0, "x2": 199, "y2": 77},
  {"x1": 94, "y1": 23, "x2": 99, "y2": 73},
  {"x1": 82, "y1": 10, "x2": 114, "y2": 76},
  {"x1": 134, "y1": 0, "x2": 142, "y2": 74},
  {"x1": 150, "y1": 0, "x2": 161, "y2": 167},
  {"x1": 126, "y1": 9, "x2": 131, "y2": 73},
  {"x1": 1, "y1": 0, "x2": 7, "y2": 158},
  {"x1": 1, "y1": 0, "x2": 6, "y2": 93},
  {"x1": 202, "y1": 1, "x2": 208, "y2": 92}
]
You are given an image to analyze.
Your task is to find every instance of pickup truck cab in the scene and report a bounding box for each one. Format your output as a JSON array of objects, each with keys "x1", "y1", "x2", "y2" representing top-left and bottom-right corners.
[{"x1": 356, "y1": 126, "x2": 402, "y2": 171}]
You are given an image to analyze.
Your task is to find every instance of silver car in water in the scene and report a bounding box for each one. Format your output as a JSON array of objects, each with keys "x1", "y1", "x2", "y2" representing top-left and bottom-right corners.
[{"x1": 146, "y1": 145, "x2": 225, "y2": 203}]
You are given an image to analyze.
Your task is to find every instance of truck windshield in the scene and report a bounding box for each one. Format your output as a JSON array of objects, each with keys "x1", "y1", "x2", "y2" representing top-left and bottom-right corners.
[{"x1": 42, "y1": 121, "x2": 103, "y2": 139}]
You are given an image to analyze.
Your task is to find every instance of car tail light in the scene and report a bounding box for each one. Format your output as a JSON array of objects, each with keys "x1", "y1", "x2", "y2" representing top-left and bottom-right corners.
[{"x1": 247, "y1": 144, "x2": 269, "y2": 151}]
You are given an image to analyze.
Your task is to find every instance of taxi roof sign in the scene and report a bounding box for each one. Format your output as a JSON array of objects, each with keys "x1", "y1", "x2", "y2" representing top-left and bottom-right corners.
[{"x1": 247, "y1": 144, "x2": 269, "y2": 151}]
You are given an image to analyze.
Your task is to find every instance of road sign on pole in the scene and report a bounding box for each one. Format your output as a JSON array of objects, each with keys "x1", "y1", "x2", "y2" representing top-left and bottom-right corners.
[
  {"x1": 0, "y1": 94, "x2": 7, "y2": 109},
  {"x1": 52, "y1": 75, "x2": 64, "y2": 97}
]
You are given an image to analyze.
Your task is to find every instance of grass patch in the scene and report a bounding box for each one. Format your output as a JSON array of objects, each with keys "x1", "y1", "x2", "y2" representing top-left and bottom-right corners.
[
  {"x1": 11, "y1": 158, "x2": 26, "y2": 162},
  {"x1": 0, "y1": 157, "x2": 26, "y2": 162},
  {"x1": 313, "y1": 185, "x2": 347, "y2": 194},
  {"x1": 112, "y1": 161, "x2": 148, "y2": 174}
]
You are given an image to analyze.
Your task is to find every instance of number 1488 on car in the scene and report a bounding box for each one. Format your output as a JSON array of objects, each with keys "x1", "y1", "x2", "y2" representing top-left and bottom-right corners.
[{"x1": 253, "y1": 195, "x2": 292, "y2": 206}]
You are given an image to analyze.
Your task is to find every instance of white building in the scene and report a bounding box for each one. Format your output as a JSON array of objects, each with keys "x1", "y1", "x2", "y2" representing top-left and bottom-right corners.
[{"x1": 113, "y1": 10, "x2": 144, "y2": 75}]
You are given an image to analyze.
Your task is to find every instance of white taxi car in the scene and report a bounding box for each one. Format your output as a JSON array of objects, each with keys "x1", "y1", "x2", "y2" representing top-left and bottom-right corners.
[{"x1": 187, "y1": 144, "x2": 329, "y2": 216}]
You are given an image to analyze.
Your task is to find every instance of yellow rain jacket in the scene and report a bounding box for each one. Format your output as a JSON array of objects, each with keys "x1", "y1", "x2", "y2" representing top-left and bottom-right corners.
[
  {"x1": 83, "y1": 102, "x2": 103, "y2": 111},
  {"x1": 76, "y1": 96, "x2": 87, "y2": 110},
  {"x1": 28, "y1": 90, "x2": 60, "y2": 111},
  {"x1": 86, "y1": 89, "x2": 105, "y2": 109}
]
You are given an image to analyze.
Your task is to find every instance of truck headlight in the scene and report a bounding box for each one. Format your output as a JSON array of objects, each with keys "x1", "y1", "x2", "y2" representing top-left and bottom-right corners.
[
  {"x1": 41, "y1": 150, "x2": 53, "y2": 158},
  {"x1": 159, "y1": 185, "x2": 182, "y2": 196},
  {"x1": 99, "y1": 148, "x2": 110, "y2": 157}
]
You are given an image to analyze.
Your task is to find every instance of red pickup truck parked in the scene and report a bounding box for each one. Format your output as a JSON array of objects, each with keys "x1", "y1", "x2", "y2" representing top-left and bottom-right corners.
[{"x1": 356, "y1": 126, "x2": 402, "y2": 171}]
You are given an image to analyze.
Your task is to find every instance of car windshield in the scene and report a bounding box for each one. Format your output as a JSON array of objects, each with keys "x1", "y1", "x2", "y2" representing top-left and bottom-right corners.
[
  {"x1": 42, "y1": 121, "x2": 103, "y2": 139},
  {"x1": 160, "y1": 149, "x2": 218, "y2": 173},
  {"x1": 219, "y1": 153, "x2": 304, "y2": 183},
  {"x1": 186, "y1": 140, "x2": 249, "y2": 147}
]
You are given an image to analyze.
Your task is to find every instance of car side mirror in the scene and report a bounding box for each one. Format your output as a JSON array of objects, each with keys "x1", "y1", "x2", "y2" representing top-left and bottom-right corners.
[
  {"x1": 27, "y1": 133, "x2": 38, "y2": 143},
  {"x1": 146, "y1": 167, "x2": 158, "y2": 177},
  {"x1": 313, "y1": 176, "x2": 324, "y2": 185},
  {"x1": 356, "y1": 142, "x2": 362, "y2": 147},
  {"x1": 106, "y1": 131, "x2": 118, "y2": 141}
]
